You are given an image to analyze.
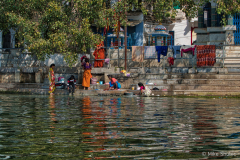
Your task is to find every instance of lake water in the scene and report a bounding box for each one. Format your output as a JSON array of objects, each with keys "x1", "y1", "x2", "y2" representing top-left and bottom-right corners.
[{"x1": 0, "y1": 94, "x2": 240, "y2": 159}]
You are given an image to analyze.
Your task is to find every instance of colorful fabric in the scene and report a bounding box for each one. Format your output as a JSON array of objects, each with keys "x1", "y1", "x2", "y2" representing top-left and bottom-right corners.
[
  {"x1": 109, "y1": 81, "x2": 114, "y2": 88},
  {"x1": 48, "y1": 68, "x2": 55, "y2": 93},
  {"x1": 140, "y1": 86, "x2": 145, "y2": 91},
  {"x1": 144, "y1": 46, "x2": 156, "y2": 59},
  {"x1": 109, "y1": 81, "x2": 121, "y2": 89},
  {"x1": 111, "y1": 78, "x2": 117, "y2": 84},
  {"x1": 143, "y1": 86, "x2": 152, "y2": 97},
  {"x1": 196, "y1": 45, "x2": 216, "y2": 67},
  {"x1": 132, "y1": 46, "x2": 143, "y2": 62},
  {"x1": 168, "y1": 57, "x2": 174, "y2": 66},
  {"x1": 156, "y1": 46, "x2": 168, "y2": 62},
  {"x1": 82, "y1": 70, "x2": 92, "y2": 88},
  {"x1": 181, "y1": 45, "x2": 196, "y2": 57},
  {"x1": 93, "y1": 42, "x2": 105, "y2": 68},
  {"x1": 169, "y1": 45, "x2": 181, "y2": 59},
  {"x1": 83, "y1": 63, "x2": 92, "y2": 69}
]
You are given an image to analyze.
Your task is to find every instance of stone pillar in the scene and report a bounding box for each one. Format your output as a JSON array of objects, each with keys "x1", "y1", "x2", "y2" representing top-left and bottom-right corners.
[
  {"x1": 35, "y1": 69, "x2": 43, "y2": 83},
  {"x1": 0, "y1": 30, "x2": 2, "y2": 67},
  {"x1": 104, "y1": 72, "x2": 110, "y2": 84},
  {"x1": 225, "y1": 30, "x2": 235, "y2": 45},
  {"x1": 9, "y1": 28, "x2": 16, "y2": 48},
  {"x1": 224, "y1": 25, "x2": 236, "y2": 45},
  {"x1": 15, "y1": 68, "x2": 20, "y2": 83}
]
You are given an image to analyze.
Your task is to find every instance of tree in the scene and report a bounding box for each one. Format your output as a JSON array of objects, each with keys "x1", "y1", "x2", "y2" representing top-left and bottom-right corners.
[{"x1": 1, "y1": 0, "x2": 239, "y2": 66}]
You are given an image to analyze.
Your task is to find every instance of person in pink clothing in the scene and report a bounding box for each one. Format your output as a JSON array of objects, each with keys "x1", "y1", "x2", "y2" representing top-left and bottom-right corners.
[
  {"x1": 138, "y1": 82, "x2": 145, "y2": 95},
  {"x1": 138, "y1": 82, "x2": 152, "y2": 96}
]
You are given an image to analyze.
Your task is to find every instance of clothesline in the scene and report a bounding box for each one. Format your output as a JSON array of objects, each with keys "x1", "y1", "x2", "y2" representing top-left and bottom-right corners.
[{"x1": 131, "y1": 45, "x2": 217, "y2": 67}]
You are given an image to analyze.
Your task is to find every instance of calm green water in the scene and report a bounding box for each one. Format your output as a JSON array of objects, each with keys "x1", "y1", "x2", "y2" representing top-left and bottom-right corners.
[{"x1": 0, "y1": 95, "x2": 240, "y2": 159}]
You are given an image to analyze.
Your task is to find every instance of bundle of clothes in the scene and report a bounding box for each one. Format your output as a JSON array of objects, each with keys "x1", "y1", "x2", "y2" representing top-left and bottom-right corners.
[{"x1": 132, "y1": 45, "x2": 216, "y2": 67}]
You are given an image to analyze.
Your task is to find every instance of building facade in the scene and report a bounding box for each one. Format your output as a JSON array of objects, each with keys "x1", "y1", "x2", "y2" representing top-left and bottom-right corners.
[{"x1": 195, "y1": 1, "x2": 236, "y2": 45}]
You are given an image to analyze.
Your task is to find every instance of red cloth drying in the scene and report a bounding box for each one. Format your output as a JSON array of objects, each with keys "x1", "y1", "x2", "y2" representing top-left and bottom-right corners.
[
  {"x1": 168, "y1": 57, "x2": 174, "y2": 66},
  {"x1": 196, "y1": 45, "x2": 216, "y2": 67},
  {"x1": 181, "y1": 46, "x2": 196, "y2": 57}
]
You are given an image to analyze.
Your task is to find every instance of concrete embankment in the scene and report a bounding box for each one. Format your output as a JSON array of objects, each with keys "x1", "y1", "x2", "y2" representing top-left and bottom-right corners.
[
  {"x1": 0, "y1": 85, "x2": 240, "y2": 98},
  {"x1": 0, "y1": 67, "x2": 240, "y2": 97}
]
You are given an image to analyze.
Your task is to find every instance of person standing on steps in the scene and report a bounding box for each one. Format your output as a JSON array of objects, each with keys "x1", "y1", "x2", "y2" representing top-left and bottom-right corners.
[
  {"x1": 93, "y1": 41, "x2": 105, "y2": 68},
  {"x1": 82, "y1": 58, "x2": 92, "y2": 90},
  {"x1": 49, "y1": 64, "x2": 56, "y2": 95}
]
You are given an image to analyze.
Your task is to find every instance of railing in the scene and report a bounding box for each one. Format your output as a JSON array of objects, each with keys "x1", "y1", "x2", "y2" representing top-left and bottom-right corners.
[
  {"x1": 0, "y1": 48, "x2": 40, "y2": 67},
  {"x1": 1, "y1": 45, "x2": 240, "y2": 70},
  {"x1": 89, "y1": 45, "x2": 240, "y2": 71}
]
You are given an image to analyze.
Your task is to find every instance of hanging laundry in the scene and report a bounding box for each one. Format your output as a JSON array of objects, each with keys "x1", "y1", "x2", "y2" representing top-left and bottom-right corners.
[
  {"x1": 169, "y1": 45, "x2": 181, "y2": 59},
  {"x1": 181, "y1": 45, "x2": 196, "y2": 57},
  {"x1": 168, "y1": 57, "x2": 174, "y2": 66},
  {"x1": 144, "y1": 46, "x2": 156, "y2": 59},
  {"x1": 132, "y1": 46, "x2": 143, "y2": 62},
  {"x1": 156, "y1": 46, "x2": 168, "y2": 62},
  {"x1": 196, "y1": 45, "x2": 216, "y2": 67}
]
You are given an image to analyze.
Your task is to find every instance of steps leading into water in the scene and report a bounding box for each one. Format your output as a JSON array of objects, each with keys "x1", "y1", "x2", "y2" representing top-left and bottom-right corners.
[
  {"x1": 224, "y1": 46, "x2": 240, "y2": 67},
  {"x1": 0, "y1": 71, "x2": 240, "y2": 96}
]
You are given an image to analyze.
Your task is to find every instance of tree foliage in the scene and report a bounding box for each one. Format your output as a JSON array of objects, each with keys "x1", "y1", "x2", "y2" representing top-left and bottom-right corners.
[{"x1": 0, "y1": 0, "x2": 240, "y2": 66}]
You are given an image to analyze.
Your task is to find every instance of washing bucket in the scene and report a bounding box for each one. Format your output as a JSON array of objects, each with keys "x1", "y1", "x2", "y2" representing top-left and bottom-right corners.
[
  {"x1": 99, "y1": 81, "x2": 103, "y2": 85},
  {"x1": 91, "y1": 78, "x2": 97, "y2": 84}
]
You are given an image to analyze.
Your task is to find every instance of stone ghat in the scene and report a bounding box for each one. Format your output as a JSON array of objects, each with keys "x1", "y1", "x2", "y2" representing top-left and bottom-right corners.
[{"x1": 1, "y1": 67, "x2": 240, "y2": 97}]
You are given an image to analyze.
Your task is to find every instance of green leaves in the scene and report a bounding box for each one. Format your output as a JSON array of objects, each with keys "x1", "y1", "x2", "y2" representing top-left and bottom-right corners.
[{"x1": 1, "y1": 0, "x2": 239, "y2": 66}]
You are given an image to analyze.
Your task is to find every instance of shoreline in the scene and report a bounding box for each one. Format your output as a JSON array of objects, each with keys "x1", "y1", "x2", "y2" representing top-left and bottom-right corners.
[{"x1": 0, "y1": 89, "x2": 240, "y2": 99}]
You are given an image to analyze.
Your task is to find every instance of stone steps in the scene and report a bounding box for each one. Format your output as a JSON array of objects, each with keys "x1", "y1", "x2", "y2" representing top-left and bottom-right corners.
[
  {"x1": 224, "y1": 63, "x2": 240, "y2": 67},
  {"x1": 226, "y1": 51, "x2": 240, "y2": 55},
  {"x1": 224, "y1": 58, "x2": 240, "y2": 61},
  {"x1": 0, "y1": 83, "x2": 45, "y2": 88},
  {"x1": 128, "y1": 90, "x2": 240, "y2": 96},
  {"x1": 133, "y1": 79, "x2": 240, "y2": 85},
  {"x1": 137, "y1": 74, "x2": 240, "y2": 80},
  {"x1": 130, "y1": 84, "x2": 240, "y2": 91},
  {"x1": 224, "y1": 46, "x2": 240, "y2": 67},
  {"x1": 225, "y1": 46, "x2": 240, "y2": 51}
]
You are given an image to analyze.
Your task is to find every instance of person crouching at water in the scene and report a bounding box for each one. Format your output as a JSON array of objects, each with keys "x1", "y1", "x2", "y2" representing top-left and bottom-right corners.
[
  {"x1": 104, "y1": 75, "x2": 121, "y2": 90},
  {"x1": 82, "y1": 58, "x2": 92, "y2": 90},
  {"x1": 67, "y1": 75, "x2": 76, "y2": 93},
  {"x1": 138, "y1": 82, "x2": 151, "y2": 97}
]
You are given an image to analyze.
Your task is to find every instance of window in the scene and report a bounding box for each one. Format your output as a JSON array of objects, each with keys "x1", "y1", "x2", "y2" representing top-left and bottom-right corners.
[
  {"x1": 168, "y1": 31, "x2": 174, "y2": 46},
  {"x1": 203, "y1": 3, "x2": 211, "y2": 28}
]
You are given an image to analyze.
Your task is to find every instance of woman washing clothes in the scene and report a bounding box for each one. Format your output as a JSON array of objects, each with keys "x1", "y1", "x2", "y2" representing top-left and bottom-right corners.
[
  {"x1": 82, "y1": 58, "x2": 92, "y2": 90},
  {"x1": 104, "y1": 75, "x2": 121, "y2": 90},
  {"x1": 138, "y1": 82, "x2": 152, "y2": 97}
]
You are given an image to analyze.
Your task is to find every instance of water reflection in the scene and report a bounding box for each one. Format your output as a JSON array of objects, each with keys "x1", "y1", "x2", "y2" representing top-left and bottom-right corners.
[{"x1": 0, "y1": 95, "x2": 240, "y2": 159}]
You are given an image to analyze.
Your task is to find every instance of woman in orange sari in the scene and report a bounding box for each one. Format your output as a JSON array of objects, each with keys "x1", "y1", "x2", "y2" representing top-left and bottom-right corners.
[
  {"x1": 93, "y1": 41, "x2": 105, "y2": 68},
  {"x1": 48, "y1": 64, "x2": 55, "y2": 94},
  {"x1": 82, "y1": 58, "x2": 92, "y2": 90}
]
